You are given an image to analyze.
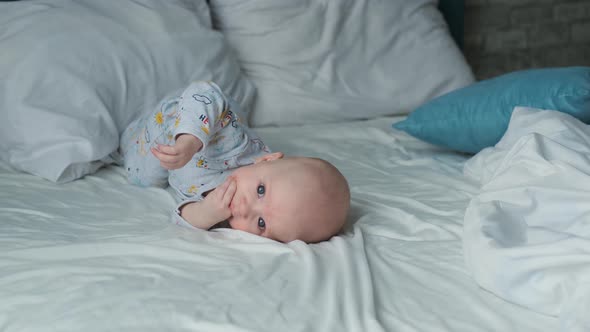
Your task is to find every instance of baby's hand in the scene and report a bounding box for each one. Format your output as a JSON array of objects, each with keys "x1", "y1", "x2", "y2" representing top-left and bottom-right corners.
[
  {"x1": 202, "y1": 177, "x2": 236, "y2": 222},
  {"x1": 151, "y1": 134, "x2": 203, "y2": 170}
]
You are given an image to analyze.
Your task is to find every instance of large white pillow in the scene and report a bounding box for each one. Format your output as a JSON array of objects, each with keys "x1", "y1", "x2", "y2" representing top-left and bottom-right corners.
[
  {"x1": 0, "y1": 0, "x2": 255, "y2": 182},
  {"x1": 209, "y1": 0, "x2": 474, "y2": 127}
]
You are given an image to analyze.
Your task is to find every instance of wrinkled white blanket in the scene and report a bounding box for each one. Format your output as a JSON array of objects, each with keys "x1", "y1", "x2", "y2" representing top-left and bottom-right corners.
[{"x1": 463, "y1": 107, "x2": 590, "y2": 332}]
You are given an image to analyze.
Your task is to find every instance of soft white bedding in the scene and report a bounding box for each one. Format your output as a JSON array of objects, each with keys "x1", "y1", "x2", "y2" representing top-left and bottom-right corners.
[
  {"x1": 464, "y1": 107, "x2": 590, "y2": 332},
  {"x1": 0, "y1": 116, "x2": 558, "y2": 331}
]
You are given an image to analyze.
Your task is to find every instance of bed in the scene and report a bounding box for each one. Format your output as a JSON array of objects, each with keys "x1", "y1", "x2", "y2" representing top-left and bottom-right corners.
[{"x1": 0, "y1": 0, "x2": 583, "y2": 331}]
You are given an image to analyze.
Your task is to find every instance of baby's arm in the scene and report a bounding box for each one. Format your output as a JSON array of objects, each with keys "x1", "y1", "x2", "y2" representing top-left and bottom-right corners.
[
  {"x1": 179, "y1": 177, "x2": 236, "y2": 229},
  {"x1": 151, "y1": 81, "x2": 231, "y2": 170}
]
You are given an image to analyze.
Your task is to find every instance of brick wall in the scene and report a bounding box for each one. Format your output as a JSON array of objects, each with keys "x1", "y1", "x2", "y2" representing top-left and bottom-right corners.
[{"x1": 464, "y1": 0, "x2": 590, "y2": 79}]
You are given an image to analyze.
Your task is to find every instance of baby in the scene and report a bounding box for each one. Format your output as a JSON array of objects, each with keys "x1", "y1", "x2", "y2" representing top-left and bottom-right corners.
[{"x1": 120, "y1": 81, "x2": 350, "y2": 243}]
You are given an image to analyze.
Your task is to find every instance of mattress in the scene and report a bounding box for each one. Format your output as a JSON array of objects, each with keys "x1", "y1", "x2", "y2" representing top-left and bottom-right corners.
[{"x1": 0, "y1": 116, "x2": 558, "y2": 331}]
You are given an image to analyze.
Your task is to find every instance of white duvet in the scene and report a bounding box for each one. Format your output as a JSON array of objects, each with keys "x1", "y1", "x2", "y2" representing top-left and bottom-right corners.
[
  {"x1": 464, "y1": 107, "x2": 590, "y2": 332},
  {"x1": 0, "y1": 117, "x2": 558, "y2": 331}
]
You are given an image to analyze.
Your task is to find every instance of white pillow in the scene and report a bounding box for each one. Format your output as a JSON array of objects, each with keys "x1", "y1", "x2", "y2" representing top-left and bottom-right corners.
[
  {"x1": 209, "y1": 0, "x2": 474, "y2": 127},
  {"x1": 0, "y1": 0, "x2": 255, "y2": 182}
]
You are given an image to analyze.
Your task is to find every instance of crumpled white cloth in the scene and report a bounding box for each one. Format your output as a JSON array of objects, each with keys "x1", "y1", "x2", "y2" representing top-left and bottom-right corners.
[{"x1": 463, "y1": 106, "x2": 590, "y2": 332}]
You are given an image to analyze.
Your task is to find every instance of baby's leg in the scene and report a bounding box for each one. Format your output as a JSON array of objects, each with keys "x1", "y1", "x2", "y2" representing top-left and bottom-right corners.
[{"x1": 120, "y1": 116, "x2": 169, "y2": 188}]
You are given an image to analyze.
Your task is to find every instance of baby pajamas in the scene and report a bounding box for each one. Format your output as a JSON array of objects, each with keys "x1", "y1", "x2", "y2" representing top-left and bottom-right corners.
[{"x1": 120, "y1": 81, "x2": 271, "y2": 226}]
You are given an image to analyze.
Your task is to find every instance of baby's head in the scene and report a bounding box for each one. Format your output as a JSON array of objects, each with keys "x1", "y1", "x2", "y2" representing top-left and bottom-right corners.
[{"x1": 227, "y1": 152, "x2": 350, "y2": 243}]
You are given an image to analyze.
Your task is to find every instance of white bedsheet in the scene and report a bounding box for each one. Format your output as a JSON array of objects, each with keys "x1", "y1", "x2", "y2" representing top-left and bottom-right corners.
[
  {"x1": 0, "y1": 117, "x2": 557, "y2": 331},
  {"x1": 464, "y1": 107, "x2": 590, "y2": 332}
]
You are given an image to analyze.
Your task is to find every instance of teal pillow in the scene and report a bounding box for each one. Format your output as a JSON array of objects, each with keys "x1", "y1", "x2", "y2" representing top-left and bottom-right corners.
[{"x1": 393, "y1": 67, "x2": 590, "y2": 153}]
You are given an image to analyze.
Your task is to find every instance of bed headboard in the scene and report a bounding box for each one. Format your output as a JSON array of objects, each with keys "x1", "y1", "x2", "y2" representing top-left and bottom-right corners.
[{"x1": 438, "y1": 0, "x2": 464, "y2": 50}]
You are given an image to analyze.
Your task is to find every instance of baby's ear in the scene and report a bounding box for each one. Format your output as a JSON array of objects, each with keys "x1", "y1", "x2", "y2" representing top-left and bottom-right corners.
[{"x1": 254, "y1": 152, "x2": 284, "y2": 164}]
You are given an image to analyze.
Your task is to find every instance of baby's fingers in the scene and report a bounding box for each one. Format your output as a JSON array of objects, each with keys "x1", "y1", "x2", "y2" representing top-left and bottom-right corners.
[
  {"x1": 207, "y1": 178, "x2": 229, "y2": 199},
  {"x1": 222, "y1": 179, "x2": 236, "y2": 205},
  {"x1": 151, "y1": 148, "x2": 179, "y2": 164},
  {"x1": 156, "y1": 144, "x2": 178, "y2": 156},
  {"x1": 214, "y1": 177, "x2": 231, "y2": 192}
]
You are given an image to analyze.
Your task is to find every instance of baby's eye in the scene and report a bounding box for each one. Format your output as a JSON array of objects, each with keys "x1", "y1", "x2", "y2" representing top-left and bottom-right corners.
[
  {"x1": 258, "y1": 217, "x2": 266, "y2": 230},
  {"x1": 257, "y1": 184, "x2": 265, "y2": 197}
]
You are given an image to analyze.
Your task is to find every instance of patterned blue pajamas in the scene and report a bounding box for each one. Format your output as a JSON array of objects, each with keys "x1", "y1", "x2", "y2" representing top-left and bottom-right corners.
[{"x1": 120, "y1": 81, "x2": 271, "y2": 204}]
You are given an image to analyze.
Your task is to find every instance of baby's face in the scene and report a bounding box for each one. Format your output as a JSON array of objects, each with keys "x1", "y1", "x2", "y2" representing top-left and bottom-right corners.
[
  {"x1": 226, "y1": 154, "x2": 310, "y2": 243},
  {"x1": 226, "y1": 154, "x2": 349, "y2": 243}
]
